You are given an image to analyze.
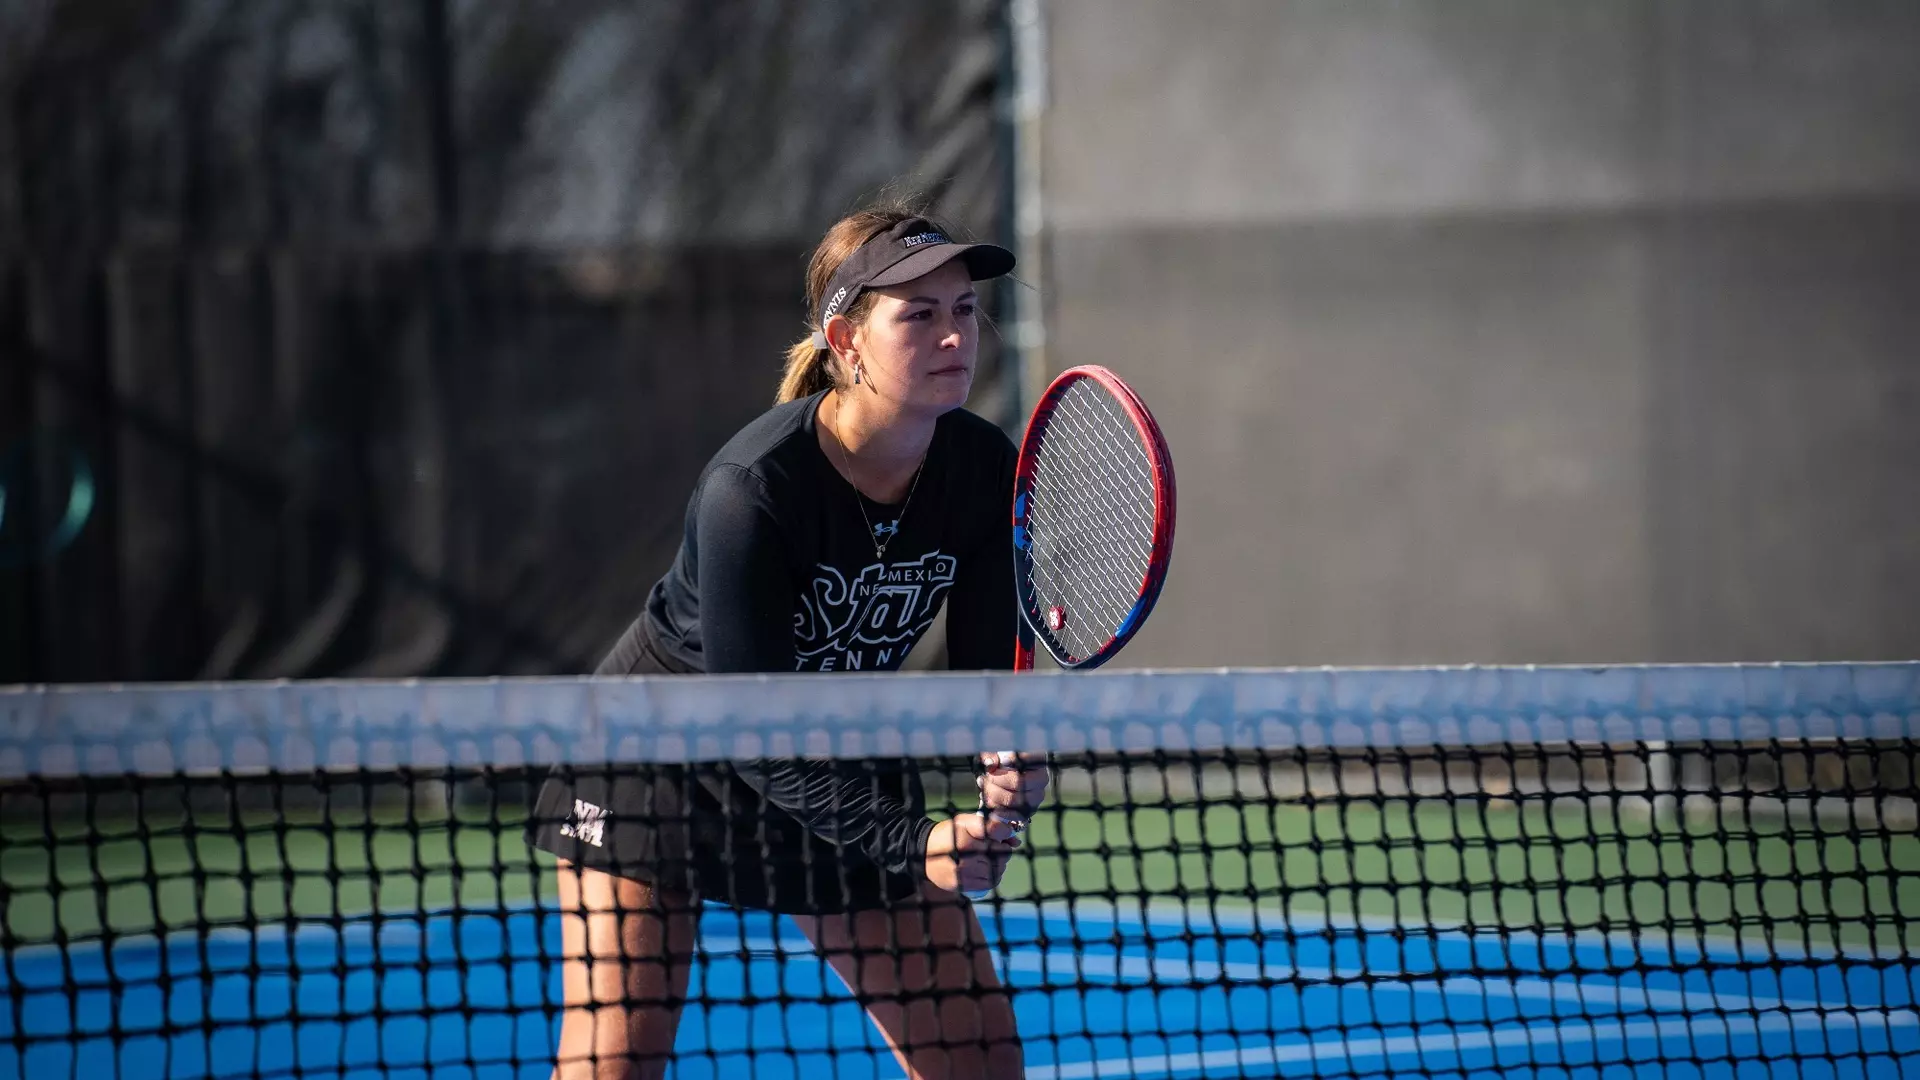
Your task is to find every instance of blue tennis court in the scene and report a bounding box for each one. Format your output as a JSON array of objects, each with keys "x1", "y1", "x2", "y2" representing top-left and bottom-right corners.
[{"x1": 9, "y1": 902, "x2": 1917, "y2": 1079}]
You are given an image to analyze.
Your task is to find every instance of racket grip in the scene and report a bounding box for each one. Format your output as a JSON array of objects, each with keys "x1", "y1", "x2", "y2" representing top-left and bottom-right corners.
[{"x1": 963, "y1": 752, "x2": 1026, "y2": 901}]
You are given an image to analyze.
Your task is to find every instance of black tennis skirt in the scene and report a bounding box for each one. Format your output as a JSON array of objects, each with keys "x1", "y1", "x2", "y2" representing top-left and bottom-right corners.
[{"x1": 523, "y1": 619, "x2": 926, "y2": 914}]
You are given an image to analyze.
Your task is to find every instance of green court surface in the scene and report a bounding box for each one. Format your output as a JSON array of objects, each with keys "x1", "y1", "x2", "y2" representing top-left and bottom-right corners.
[{"x1": 10, "y1": 789, "x2": 1915, "y2": 955}]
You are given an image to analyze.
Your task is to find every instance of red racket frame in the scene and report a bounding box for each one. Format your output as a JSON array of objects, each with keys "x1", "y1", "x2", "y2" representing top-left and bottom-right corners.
[{"x1": 1011, "y1": 365, "x2": 1177, "y2": 671}]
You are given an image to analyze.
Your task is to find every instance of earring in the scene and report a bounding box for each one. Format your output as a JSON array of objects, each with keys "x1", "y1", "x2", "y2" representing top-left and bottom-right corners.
[{"x1": 852, "y1": 362, "x2": 862, "y2": 386}]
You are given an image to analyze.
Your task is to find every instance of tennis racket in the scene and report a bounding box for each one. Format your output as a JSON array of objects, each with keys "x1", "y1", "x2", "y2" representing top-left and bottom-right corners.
[{"x1": 975, "y1": 365, "x2": 1177, "y2": 852}]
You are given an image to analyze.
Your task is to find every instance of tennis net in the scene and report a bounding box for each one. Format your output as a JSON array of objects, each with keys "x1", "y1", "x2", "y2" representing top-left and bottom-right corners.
[{"x1": 4, "y1": 664, "x2": 1917, "y2": 1079}]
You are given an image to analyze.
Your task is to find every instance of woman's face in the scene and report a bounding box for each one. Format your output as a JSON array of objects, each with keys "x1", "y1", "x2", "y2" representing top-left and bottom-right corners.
[{"x1": 847, "y1": 260, "x2": 979, "y2": 414}]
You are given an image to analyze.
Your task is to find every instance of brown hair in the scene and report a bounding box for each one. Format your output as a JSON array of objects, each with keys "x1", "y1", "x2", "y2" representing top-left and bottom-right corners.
[{"x1": 775, "y1": 201, "x2": 957, "y2": 404}]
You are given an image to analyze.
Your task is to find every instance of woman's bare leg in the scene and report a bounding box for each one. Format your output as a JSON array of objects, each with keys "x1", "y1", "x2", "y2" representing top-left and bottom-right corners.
[
  {"x1": 791, "y1": 880, "x2": 1021, "y2": 1079},
  {"x1": 550, "y1": 860, "x2": 699, "y2": 1080}
]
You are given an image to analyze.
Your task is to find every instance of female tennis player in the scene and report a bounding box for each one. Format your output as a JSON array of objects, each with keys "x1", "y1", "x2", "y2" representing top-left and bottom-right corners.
[{"x1": 528, "y1": 203, "x2": 1049, "y2": 1080}]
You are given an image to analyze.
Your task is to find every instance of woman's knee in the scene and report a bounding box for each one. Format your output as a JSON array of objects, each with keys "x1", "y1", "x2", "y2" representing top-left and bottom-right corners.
[{"x1": 555, "y1": 863, "x2": 699, "y2": 995}]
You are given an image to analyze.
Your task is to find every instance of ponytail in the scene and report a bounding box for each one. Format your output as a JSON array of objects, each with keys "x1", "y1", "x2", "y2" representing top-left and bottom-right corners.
[{"x1": 774, "y1": 338, "x2": 836, "y2": 404}]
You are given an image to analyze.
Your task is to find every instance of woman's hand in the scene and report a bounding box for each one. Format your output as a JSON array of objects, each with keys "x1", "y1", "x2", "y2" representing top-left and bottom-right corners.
[
  {"x1": 922, "y1": 814, "x2": 1019, "y2": 894},
  {"x1": 977, "y1": 752, "x2": 1050, "y2": 827}
]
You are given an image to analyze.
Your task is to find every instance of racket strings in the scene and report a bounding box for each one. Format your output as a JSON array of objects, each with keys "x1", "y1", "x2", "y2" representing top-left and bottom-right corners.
[{"x1": 1025, "y1": 380, "x2": 1158, "y2": 660}]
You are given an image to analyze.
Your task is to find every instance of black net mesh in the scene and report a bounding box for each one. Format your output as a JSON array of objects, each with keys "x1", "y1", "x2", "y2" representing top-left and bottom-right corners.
[{"x1": 3, "y1": 668, "x2": 1916, "y2": 1079}]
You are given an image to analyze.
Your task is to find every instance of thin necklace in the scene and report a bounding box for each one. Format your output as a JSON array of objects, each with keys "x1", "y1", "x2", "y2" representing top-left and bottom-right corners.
[{"x1": 830, "y1": 393, "x2": 926, "y2": 562}]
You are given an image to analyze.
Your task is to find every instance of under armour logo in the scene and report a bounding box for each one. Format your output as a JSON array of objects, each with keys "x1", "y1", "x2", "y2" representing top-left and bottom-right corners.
[
  {"x1": 872, "y1": 520, "x2": 899, "y2": 541},
  {"x1": 559, "y1": 799, "x2": 607, "y2": 847}
]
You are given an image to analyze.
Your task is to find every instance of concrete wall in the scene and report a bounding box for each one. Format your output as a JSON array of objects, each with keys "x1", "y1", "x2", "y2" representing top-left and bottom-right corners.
[{"x1": 1037, "y1": 0, "x2": 1920, "y2": 667}]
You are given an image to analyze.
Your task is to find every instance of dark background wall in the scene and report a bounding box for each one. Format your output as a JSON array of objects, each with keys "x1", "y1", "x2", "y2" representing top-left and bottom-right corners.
[
  {"x1": 6, "y1": 1, "x2": 1918, "y2": 682},
  {"x1": 0, "y1": 0, "x2": 1016, "y2": 683}
]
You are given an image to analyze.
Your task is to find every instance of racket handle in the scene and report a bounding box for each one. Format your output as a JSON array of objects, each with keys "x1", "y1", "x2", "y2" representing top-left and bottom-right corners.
[{"x1": 963, "y1": 752, "x2": 1026, "y2": 901}]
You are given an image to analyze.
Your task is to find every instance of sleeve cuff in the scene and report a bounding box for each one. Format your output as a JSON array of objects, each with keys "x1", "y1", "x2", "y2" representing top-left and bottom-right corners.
[{"x1": 905, "y1": 815, "x2": 937, "y2": 876}]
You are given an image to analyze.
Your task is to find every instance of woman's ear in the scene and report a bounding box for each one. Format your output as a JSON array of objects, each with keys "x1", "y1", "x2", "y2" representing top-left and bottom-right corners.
[
  {"x1": 823, "y1": 314, "x2": 857, "y2": 359},
  {"x1": 825, "y1": 314, "x2": 870, "y2": 388}
]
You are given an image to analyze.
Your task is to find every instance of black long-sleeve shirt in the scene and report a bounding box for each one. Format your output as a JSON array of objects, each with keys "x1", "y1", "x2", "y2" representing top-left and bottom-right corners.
[{"x1": 608, "y1": 389, "x2": 1017, "y2": 875}]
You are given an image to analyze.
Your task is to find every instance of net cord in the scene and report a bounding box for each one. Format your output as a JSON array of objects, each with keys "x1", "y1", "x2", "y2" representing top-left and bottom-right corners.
[{"x1": 4, "y1": 663, "x2": 1916, "y2": 780}]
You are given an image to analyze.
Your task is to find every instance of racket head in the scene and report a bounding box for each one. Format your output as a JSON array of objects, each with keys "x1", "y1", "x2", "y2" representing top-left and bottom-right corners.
[{"x1": 1012, "y1": 365, "x2": 1176, "y2": 669}]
